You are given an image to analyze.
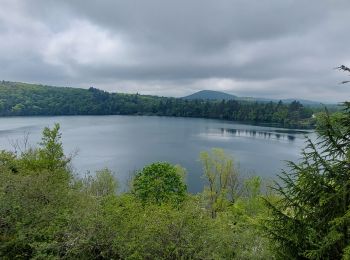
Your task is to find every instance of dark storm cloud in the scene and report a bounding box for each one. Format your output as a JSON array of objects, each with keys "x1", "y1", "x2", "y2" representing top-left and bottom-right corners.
[{"x1": 0, "y1": 0, "x2": 349, "y2": 102}]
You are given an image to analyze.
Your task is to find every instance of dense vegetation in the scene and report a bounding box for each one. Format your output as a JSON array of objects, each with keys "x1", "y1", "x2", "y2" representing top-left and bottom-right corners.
[
  {"x1": 0, "y1": 101, "x2": 349, "y2": 259},
  {"x1": 0, "y1": 81, "x2": 316, "y2": 128},
  {"x1": 264, "y1": 103, "x2": 350, "y2": 259},
  {"x1": 262, "y1": 65, "x2": 350, "y2": 259},
  {"x1": 0, "y1": 124, "x2": 273, "y2": 259}
]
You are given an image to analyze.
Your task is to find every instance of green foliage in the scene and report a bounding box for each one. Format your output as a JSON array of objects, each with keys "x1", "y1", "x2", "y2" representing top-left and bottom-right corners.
[
  {"x1": 0, "y1": 124, "x2": 73, "y2": 259},
  {"x1": 0, "y1": 81, "x2": 316, "y2": 128},
  {"x1": 102, "y1": 195, "x2": 224, "y2": 259},
  {"x1": 200, "y1": 148, "x2": 240, "y2": 218},
  {"x1": 82, "y1": 168, "x2": 118, "y2": 197},
  {"x1": 244, "y1": 176, "x2": 262, "y2": 198},
  {"x1": 133, "y1": 162, "x2": 187, "y2": 205},
  {"x1": 39, "y1": 123, "x2": 69, "y2": 171},
  {"x1": 0, "y1": 123, "x2": 276, "y2": 259},
  {"x1": 264, "y1": 102, "x2": 350, "y2": 259}
]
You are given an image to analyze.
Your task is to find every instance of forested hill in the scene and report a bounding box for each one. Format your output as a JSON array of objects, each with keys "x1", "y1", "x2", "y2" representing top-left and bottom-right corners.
[
  {"x1": 0, "y1": 81, "x2": 315, "y2": 128},
  {"x1": 184, "y1": 90, "x2": 324, "y2": 106},
  {"x1": 183, "y1": 90, "x2": 237, "y2": 100}
]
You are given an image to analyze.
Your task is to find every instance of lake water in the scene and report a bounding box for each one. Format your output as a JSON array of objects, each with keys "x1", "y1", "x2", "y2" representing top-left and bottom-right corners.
[{"x1": 0, "y1": 116, "x2": 314, "y2": 192}]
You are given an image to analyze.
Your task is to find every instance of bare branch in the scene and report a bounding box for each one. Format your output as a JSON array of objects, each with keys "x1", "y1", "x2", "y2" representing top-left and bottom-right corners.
[{"x1": 7, "y1": 132, "x2": 31, "y2": 155}]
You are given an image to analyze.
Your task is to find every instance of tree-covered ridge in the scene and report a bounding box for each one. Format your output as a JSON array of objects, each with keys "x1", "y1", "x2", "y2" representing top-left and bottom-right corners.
[{"x1": 0, "y1": 81, "x2": 315, "y2": 128}]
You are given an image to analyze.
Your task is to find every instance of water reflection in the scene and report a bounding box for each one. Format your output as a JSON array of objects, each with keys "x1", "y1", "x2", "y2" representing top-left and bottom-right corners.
[
  {"x1": 0, "y1": 115, "x2": 313, "y2": 192},
  {"x1": 215, "y1": 128, "x2": 308, "y2": 141}
]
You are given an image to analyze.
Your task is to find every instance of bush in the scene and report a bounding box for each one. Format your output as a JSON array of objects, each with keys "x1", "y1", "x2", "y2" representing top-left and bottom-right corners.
[{"x1": 133, "y1": 162, "x2": 187, "y2": 205}]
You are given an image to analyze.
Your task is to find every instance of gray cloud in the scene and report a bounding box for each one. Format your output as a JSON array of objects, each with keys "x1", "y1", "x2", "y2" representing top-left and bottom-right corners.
[{"x1": 0, "y1": 0, "x2": 349, "y2": 102}]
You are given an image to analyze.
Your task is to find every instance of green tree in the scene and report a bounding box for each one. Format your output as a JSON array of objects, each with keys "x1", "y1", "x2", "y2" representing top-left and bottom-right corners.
[
  {"x1": 264, "y1": 102, "x2": 350, "y2": 259},
  {"x1": 0, "y1": 124, "x2": 74, "y2": 259},
  {"x1": 132, "y1": 162, "x2": 187, "y2": 205},
  {"x1": 38, "y1": 123, "x2": 69, "y2": 171},
  {"x1": 83, "y1": 168, "x2": 118, "y2": 197},
  {"x1": 200, "y1": 148, "x2": 240, "y2": 218}
]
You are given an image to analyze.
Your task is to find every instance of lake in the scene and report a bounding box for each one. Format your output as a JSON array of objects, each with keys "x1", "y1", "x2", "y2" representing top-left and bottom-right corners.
[{"x1": 0, "y1": 115, "x2": 314, "y2": 192}]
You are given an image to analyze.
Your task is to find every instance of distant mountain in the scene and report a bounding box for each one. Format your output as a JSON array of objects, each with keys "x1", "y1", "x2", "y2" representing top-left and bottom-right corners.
[
  {"x1": 183, "y1": 90, "x2": 237, "y2": 101},
  {"x1": 183, "y1": 90, "x2": 325, "y2": 106}
]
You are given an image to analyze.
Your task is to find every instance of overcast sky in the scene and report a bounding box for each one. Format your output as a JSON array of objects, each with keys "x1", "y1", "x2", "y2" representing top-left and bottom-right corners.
[{"x1": 0, "y1": 0, "x2": 349, "y2": 102}]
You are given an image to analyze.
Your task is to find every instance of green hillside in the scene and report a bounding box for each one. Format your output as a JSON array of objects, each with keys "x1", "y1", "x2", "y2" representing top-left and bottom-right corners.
[
  {"x1": 183, "y1": 89, "x2": 329, "y2": 106},
  {"x1": 0, "y1": 81, "x2": 315, "y2": 128},
  {"x1": 183, "y1": 90, "x2": 237, "y2": 100}
]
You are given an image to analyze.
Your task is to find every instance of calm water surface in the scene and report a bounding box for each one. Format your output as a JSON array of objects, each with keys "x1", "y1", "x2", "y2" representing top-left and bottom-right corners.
[{"x1": 0, "y1": 116, "x2": 314, "y2": 192}]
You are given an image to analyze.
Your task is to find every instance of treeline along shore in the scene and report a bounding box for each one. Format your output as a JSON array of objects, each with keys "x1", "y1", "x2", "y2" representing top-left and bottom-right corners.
[{"x1": 0, "y1": 80, "x2": 331, "y2": 128}]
